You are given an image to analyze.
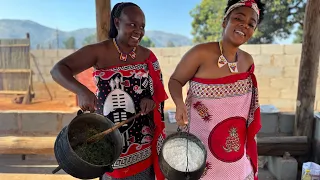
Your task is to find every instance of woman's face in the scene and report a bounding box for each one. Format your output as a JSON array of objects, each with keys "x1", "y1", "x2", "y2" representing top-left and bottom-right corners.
[
  {"x1": 223, "y1": 6, "x2": 258, "y2": 46},
  {"x1": 115, "y1": 6, "x2": 145, "y2": 47}
]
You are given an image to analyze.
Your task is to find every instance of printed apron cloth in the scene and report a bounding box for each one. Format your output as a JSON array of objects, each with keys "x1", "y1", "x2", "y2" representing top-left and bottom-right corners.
[
  {"x1": 186, "y1": 65, "x2": 261, "y2": 180},
  {"x1": 93, "y1": 52, "x2": 168, "y2": 180}
]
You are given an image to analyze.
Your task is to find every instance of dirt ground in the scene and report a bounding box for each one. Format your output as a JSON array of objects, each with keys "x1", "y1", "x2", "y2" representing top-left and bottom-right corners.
[
  {"x1": 0, "y1": 96, "x2": 176, "y2": 111},
  {"x1": 0, "y1": 97, "x2": 77, "y2": 111}
]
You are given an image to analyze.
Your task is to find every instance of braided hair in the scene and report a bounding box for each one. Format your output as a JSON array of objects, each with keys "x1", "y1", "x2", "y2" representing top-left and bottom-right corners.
[
  {"x1": 109, "y1": 2, "x2": 140, "y2": 39},
  {"x1": 224, "y1": 0, "x2": 266, "y2": 24}
]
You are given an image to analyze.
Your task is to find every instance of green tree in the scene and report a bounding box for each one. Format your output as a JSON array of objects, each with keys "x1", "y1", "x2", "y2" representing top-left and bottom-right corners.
[
  {"x1": 190, "y1": 0, "x2": 306, "y2": 44},
  {"x1": 293, "y1": 25, "x2": 304, "y2": 43},
  {"x1": 190, "y1": 0, "x2": 226, "y2": 43},
  {"x1": 140, "y1": 36, "x2": 155, "y2": 47},
  {"x1": 82, "y1": 34, "x2": 97, "y2": 46},
  {"x1": 166, "y1": 41, "x2": 175, "y2": 47},
  {"x1": 63, "y1": 37, "x2": 76, "y2": 49}
]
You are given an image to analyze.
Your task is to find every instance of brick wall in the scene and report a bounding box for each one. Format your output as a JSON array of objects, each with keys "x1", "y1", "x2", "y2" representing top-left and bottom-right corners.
[
  {"x1": 29, "y1": 44, "x2": 320, "y2": 111},
  {"x1": 30, "y1": 50, "x2": 76, "y2": 100}
]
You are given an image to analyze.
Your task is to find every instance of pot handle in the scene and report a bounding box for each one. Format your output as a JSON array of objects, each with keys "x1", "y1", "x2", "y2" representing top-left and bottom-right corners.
[
  {"x1": 52, "y1": 165, "x2": 61, "y2": 174},
  {"x1": 77, "y1": 109, "x2": 83, "y2": 115},
  {"x1": 177, "y1": 125, "x2": 189, "y2": 132},
  {"x1": 77, "y1": 109, "x2": 93, "y2": 116}
]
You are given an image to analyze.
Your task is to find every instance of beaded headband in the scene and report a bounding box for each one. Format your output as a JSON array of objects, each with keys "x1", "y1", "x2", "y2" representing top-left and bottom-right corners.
[{"x1": 223, "y1": 0, "x2": 260, "y2": 20}]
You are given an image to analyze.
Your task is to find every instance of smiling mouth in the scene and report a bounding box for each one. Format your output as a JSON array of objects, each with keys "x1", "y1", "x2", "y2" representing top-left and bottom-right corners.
[
  {"x1": 131, "y1": 36, "x2": 140, "y2": 41},
  {"x1": 234, "y1": 30, "x2": 245, "y2": 37}
]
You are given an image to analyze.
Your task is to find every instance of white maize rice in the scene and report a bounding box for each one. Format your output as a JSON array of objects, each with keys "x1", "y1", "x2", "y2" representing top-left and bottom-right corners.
[{"x1": 162, "y1": 138, "x2": 205, "y2": 172}]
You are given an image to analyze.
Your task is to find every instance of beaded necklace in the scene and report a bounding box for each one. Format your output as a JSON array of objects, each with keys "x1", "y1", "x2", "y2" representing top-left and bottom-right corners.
[
  {"x1": 113, "y1": 38, "x2": 137, "y2": 62},
  {"x1": 217, "y1": 40, "x2": 239, "y2": 73}
]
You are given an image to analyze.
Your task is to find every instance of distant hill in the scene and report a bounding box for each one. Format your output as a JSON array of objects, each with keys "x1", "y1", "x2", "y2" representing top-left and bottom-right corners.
[
  {"x1": 0, "y1": 19, "x2": 192, "y2": 49},
  {"x1": 145, "y1": 30, "x2": 193, "y2": 47}
]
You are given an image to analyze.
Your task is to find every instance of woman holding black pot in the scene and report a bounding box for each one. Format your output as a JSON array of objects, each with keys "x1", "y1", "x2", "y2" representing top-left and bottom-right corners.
[{"x1": 50, "y1": 2, "x2": 168, "y2": 180}]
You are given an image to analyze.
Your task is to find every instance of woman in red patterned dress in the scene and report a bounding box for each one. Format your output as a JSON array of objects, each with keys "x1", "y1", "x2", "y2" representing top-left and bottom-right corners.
[
  {"x1": 51, "y1": 2, "x2": 167, "y2": 180},
  {"x1": 168, "y1": 0, "x2": 265, "y2": 179}
]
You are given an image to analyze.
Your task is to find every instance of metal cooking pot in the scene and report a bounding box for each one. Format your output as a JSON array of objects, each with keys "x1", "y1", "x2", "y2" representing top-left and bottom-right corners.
[
  {"x1": 159, "y1": 127, "x2": 207, "y2": 180},
  {"x1": 52, "y1": 110, "x2": 123, "y2": 179}
]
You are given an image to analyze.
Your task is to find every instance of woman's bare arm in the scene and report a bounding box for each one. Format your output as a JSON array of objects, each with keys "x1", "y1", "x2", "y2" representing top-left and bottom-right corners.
[
  {"x1": 168, "y1": 45, "x2": 204, "y2": 106},
  {"x1": 50, "y1": 44, "x2": 98, "y2": 95}
]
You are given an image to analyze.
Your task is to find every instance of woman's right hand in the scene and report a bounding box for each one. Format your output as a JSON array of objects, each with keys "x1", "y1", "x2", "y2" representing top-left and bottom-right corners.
[
  {"x1": 77, "y1": 89, "x2": 97, "y2": 113},
  {"x1": 175, "y1": 104, "x2": 188, "y2": 126}
]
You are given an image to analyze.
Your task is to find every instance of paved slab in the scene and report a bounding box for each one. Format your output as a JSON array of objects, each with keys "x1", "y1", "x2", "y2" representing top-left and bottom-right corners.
[
  {"x1": 258, "y1": 168, "x2": 277, "y2": 180},
  {"x1": 0, "y1": 155, "x2": 99, "y2": 179}
]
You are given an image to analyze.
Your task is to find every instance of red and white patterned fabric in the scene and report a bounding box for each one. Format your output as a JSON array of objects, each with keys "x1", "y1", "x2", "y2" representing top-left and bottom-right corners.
[
  {"x1": 93, "y1": 52, "x2": 168, "y2": 180},
  {"x1": 186, "y1": 64, "x2": 261, "y2": 180}
]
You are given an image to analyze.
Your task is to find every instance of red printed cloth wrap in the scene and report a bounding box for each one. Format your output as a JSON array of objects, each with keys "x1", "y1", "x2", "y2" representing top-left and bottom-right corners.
[
  {"x1": 93, "y1": 52, "x2": 168, "y2": 179},
  {"x1": 186, "y1": 65, "x2": 261, "y2": 180}
]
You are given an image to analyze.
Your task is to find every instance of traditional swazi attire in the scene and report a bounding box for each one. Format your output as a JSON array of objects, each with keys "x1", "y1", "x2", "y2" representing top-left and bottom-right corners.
[
  {"x1": 93, "y1": 51, "x2": 168, "y2": 180},
  {"x1": 186, "y1": 65, "x2": 261, "y2": 180},
  {"x1": 186, "y1": 1, "x2": 263, "y2": 178}
]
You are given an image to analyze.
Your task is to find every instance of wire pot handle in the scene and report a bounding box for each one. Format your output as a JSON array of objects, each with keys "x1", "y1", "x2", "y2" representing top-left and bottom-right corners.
[{"x1": 177, "y1": 124, "x2": 190, "y2": 133}]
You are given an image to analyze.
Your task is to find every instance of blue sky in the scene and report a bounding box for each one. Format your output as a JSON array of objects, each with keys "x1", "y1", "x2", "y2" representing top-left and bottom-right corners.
[
  {"x1": 1, "y1": 0, "x2": 293, "y2": 43},
  {"x1": 1, "y1": 0, "x2": 199, "y2": 38}
]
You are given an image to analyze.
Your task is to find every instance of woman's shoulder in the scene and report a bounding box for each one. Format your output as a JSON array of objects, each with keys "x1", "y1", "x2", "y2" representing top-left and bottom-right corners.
[
  {"x1": 180, "y1": 42, "x2": 220, "y2": 63},
  {"x1": 138, "y1": 45, "x2": 154, "y2": 60},
  {"x1": 96, "y1": 39, "x2": 113, "y2": 49},
  {"x1": 81, "y1": 39, "x2": 113, "y2": 53},
  {"x1": 239, "y1": 49, "x2": 254, "y2": 65},
  {"x1": 189, "y1": 42, "x2": 219, "y2": 55},
  {"x1": 138, "y1": 45, "x2": 151, "y2": 54}
]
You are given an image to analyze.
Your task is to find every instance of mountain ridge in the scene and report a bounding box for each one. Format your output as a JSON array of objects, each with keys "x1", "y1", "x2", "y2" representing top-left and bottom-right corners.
[{"x1": 0, "y1": 19, "x2": 192, "y2": 48}]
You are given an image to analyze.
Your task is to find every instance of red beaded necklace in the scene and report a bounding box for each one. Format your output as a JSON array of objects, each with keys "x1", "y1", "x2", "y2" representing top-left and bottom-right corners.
[{"x1": 113, "y1": 38, "x2": 137, "y2": 62}]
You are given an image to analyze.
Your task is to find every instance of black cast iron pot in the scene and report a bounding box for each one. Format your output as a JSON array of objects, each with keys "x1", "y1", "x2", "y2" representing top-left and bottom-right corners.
[{"x1": 52, "y1": 110, "x2": 123, "y2": 179}]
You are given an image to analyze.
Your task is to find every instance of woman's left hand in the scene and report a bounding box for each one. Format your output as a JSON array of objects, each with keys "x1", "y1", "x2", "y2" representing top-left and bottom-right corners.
[{"x1": 140, "y1": 98, "x2": 156, "y2": 115}]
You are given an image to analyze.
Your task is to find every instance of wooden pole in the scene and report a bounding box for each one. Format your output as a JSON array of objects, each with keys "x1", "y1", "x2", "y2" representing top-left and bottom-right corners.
[
  {"x1": 294, "y1": 0, "x2": 320, "y2": 137},
  {"x1": 95, "y1": 0, "x2": 111, "y2": 42}
]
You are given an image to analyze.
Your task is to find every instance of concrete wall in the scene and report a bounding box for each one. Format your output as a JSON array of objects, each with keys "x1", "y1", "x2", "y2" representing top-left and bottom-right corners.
[
  {"x1": 0, "y1": 109, "x2": 295, "y2": 136},
  {"x1": 0, "y1": 110, "x2": 77, "y2": 136},
  {"x1": 29, "y1": 44, "x2": 320, "y2": 111},
  {"x1": 259, "y1": 112, "x2": 295, "y2": 136},
  {"x1": 30, "y1": 50, "x2": 76, "y2": 100}
]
